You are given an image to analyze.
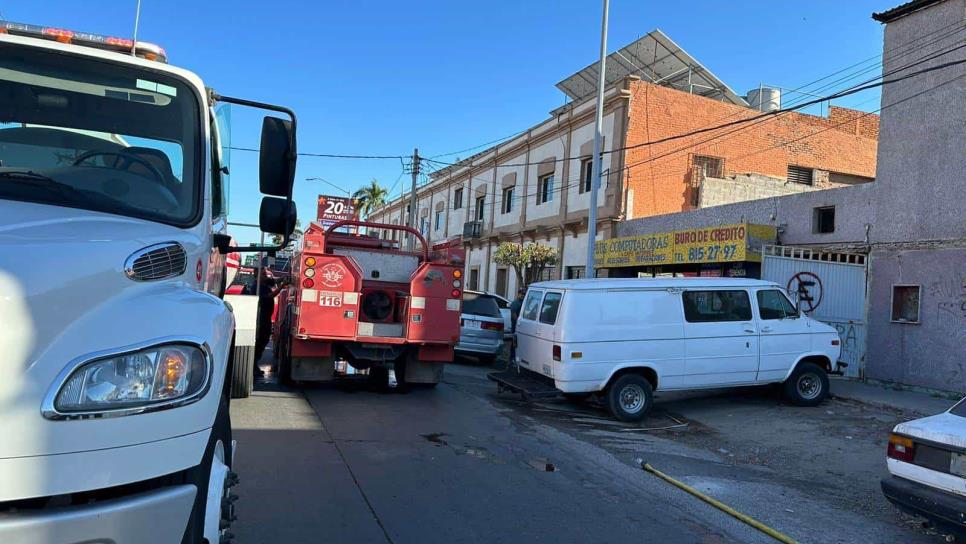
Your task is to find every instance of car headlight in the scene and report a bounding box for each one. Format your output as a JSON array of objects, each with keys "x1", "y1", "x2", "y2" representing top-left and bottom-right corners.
[{"x1": 45, "y1": 343, "x2": 210, "y2": 419}]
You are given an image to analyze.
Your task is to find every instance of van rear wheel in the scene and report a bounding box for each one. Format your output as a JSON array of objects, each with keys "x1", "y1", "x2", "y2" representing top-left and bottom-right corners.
[
  {"x1": 606, "y1": 374, "x2": 653, "y2": 422},
  {"x1": 783, "y1": 362, "x2": 829, "y2": 406}
]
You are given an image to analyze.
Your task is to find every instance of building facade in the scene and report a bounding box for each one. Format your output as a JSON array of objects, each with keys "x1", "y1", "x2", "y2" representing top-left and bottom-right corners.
[
  {"x1": 605, "y1": 0, "x2": 966, "y2": 393},
  {"x1": 369, "y1": 30, "x2": 878, "y2": 299}
]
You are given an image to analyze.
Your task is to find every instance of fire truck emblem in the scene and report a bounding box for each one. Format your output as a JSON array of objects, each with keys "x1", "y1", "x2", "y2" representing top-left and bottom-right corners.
[{"x1": 320, "y1": 264, "x2": 345, "y2": 288}]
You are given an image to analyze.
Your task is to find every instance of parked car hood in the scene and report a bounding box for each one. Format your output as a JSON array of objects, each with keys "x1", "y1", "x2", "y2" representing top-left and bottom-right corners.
[{"x1": 894, "y1": 410, "x2": 966, "y2": 450}]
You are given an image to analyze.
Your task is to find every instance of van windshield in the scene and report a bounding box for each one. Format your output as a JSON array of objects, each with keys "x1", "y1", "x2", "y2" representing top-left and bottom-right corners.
[{"x1": 0, "y1": 43, "x2": 201, "y2": 226}]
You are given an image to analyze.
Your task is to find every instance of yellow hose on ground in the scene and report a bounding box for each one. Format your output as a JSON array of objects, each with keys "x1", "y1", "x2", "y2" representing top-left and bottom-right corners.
[{"x1": 641, "y1": 462, "x2": 799, "y2": 544}]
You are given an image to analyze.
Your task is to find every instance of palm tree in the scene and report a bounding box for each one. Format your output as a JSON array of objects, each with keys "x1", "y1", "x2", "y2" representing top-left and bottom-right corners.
[{"x1": 352, "y1": 179, "x2": 389, "y2": 219}]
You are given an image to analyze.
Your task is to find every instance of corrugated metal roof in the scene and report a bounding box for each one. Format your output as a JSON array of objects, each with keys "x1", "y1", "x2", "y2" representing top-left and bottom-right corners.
[
  {"x1": 872, "y1": 0, "x2": 946, "y2": 23},
  {"x1": 555, "y1": 29, "x2": 747, "y2": 107}
]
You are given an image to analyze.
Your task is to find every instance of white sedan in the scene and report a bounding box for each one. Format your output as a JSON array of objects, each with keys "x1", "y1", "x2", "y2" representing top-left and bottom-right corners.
[{"x1": 881, "y1": 397, "x2": 966, "y2": 538}]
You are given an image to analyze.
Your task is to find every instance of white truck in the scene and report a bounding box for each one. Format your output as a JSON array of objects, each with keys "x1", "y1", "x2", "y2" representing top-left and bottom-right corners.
[{"x1": 0, "y1": 21, "x2": 298, "y2": 544}]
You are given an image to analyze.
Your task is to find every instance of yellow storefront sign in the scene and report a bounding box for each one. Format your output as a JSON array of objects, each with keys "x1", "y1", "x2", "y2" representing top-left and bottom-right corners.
[{"x1": 594, "y1": 223, "x2": 776, "y2": 269}]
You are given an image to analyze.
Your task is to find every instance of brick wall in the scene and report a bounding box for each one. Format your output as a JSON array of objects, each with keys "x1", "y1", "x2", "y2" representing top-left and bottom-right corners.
[{"x1": 623, "y1": 81, "x2": 879, "y2": 218}]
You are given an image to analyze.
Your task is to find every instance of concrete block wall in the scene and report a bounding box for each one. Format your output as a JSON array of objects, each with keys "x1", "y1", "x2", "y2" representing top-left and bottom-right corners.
[
  {"x1": 698, "y1": 173, "x2": 847, "y2": 208},
  {"x1": 617, "y1": 183, "x2": 876, "y2": 248}
]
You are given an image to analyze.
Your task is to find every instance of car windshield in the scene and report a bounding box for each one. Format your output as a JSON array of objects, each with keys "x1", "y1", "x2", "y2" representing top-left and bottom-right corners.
[
  {"x1": 0, "y1": 43, "x2": 201, "y2": 225},
  {"x1": 462, "y1": 292, "x2": 501, "y2": 318},
  {"x1": 951, "y1": 398, "x2": 966, "y2": 418}
]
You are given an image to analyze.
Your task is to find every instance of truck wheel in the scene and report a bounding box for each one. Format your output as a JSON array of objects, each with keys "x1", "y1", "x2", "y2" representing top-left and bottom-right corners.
[
  {"x1": 783, "y1": 362, "x2": 829, "y2": 406},
  {"x1": 605, "y1": 374, "x2": 653, "y2": 422},
  {"x1": 277, "y1": 338, "x2": 294, "y2": 386},
  {"x1": 182, "y1": 396, "x2": 235, "y2": 544},
  {"x1": 230, "y1": 345, "x2": 253, "y2": 399}
]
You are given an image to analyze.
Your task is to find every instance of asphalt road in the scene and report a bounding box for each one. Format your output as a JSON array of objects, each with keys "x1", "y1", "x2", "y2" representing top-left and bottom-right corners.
[{"x1": 229, "y1": 360, "x2": 941, "y2": 544}]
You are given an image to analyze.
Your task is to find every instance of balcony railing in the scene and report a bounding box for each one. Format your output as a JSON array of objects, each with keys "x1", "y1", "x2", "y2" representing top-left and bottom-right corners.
[{"x1": 463, "y1": 220, "x2": 482, "y2": 239}]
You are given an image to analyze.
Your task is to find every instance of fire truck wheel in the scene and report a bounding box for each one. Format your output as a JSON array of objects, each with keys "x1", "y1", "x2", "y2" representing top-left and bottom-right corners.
[{"x1": 277, "y1": 338, "x2": 294, "y2": 386}]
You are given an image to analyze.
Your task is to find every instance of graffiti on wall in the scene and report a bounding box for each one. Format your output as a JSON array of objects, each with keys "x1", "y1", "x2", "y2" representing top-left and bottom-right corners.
[
  {"x1": 830, "y1": 321, "x2": 862, "y2": 368},
  {"x1": 929, "y1": 272, "x2": 966, "y2": 320},
  {"x1": 787, "y1": 271, "x2": 824, "y2": 313}
]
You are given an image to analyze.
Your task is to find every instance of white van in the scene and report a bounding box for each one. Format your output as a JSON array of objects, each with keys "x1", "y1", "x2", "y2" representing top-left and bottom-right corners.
[{"x1": 515, "y1": 278, "x2": 842, "y2": 421}]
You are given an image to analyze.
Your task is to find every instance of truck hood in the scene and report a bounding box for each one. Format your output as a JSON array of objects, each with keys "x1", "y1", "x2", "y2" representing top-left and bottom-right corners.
[{"x1": 0, "y1": 200, "x2": 202, "y2": 378}]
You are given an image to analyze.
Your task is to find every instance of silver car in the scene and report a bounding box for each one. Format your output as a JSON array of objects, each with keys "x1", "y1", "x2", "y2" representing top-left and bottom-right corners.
[{"x1": 456, "y1": 291, "x2": 505, "y2": 363}]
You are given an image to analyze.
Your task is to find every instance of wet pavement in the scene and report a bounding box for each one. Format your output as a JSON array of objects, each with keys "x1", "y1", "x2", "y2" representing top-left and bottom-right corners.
[{"x1": 229, "y1": 359, "x2": 944, "y2": 544}]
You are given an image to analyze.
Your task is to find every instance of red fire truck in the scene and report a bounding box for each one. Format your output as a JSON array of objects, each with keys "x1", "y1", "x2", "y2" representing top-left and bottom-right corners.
[{"x1": 274, "y1": 220, "x2": 464, "y2": 388}]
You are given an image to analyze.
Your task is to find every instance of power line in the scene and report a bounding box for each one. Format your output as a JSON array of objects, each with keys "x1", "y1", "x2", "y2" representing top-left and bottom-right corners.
[
  {"x1": 426, "y1": 128, "x2": 530, "y2": 159},
  {"x1": 616, "y1": 38, "x2": 966, "y2": 175},
  {"x1": 376, "y1": 49, "x2": 966, "y2": 220},
  {"x1": 421, "y1": 22, "x2": 966, "y2": 171},
  {"x1": 229, "y1": 146, "x2": 408, "y2": 160}
]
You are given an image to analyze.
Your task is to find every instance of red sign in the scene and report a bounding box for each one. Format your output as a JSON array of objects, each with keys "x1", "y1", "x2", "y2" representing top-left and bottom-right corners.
[{"x1": 316, "y1": 195, "x2": 358, "y2": 224}]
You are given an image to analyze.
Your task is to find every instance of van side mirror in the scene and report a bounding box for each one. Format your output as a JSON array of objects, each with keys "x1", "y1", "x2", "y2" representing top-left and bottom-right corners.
[
  {"x1": 259, "y1": 197, "x2": 297, "y2": 236},
  {"x1": 259, "y1": 116, "x2": 295, "y2": 197}
]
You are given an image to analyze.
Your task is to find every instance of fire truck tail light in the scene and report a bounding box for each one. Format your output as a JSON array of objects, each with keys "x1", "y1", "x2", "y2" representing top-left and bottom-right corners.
[
  {"x1": 453, "y1": 269, "x2": 462, "y2": 279},
  {"x1": 304, "y1": 268, "x2": 315, "y2": 278},
  {"x1": 305, "y1": 257, "x2": 317, "y2": 267},
  {"x1": 451, "y1": 289, "x2": 461, "y2": 298},
  {"x1": 453, "y1": 279, "x2": 461, "y2": 288},
  {"x1": 303, "y1": 278, "x2": 315, "y2": 289}
]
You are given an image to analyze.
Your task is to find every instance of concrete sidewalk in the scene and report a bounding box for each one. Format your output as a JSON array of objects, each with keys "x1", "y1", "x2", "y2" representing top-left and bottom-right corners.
[{"x1": 830, "y1": 377, "x2": 960, "y2": 417}]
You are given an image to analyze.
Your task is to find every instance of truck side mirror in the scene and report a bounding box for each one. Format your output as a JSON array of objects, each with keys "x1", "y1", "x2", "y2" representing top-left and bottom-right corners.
[
  {"x1": 259, "y1": 116, "x2": 295, "y2": 197},
  {"x1": 259, "y1": 197, "x2": 297, "y2": 236}
]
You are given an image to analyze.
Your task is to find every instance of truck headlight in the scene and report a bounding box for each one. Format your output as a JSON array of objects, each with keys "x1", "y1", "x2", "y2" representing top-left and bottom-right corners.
[{"x1": 44, "y1": 343, "x2": 211, "y2": 419}]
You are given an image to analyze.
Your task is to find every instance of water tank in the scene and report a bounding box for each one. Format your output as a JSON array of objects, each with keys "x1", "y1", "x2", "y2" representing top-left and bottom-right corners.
[{"x1": 746, "y1": 86, "x2": 781, "y2": 112}]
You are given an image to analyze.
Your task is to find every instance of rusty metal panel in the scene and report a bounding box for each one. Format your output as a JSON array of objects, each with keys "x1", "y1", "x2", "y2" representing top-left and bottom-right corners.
[{"x1": 762, "y1": 246, "x2": 867, "y2": 377}]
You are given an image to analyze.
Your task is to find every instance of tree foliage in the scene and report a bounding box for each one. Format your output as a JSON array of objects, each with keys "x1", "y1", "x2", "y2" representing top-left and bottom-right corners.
[
  {"x1": 493, "y1": 241, "x2": 559, "y2": 289},
  {"x1": 352, "y1": 179, "x2": 389, "y2": 219}
]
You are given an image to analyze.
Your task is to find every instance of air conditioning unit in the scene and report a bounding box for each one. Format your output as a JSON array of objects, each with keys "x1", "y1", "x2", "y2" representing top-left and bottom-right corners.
[{"x1": 463, "y1": 220, "x2": 482, "y2": 239}]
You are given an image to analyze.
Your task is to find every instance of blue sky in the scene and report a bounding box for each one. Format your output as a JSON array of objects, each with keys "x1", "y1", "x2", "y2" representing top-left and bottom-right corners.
[{"x1": 4, "y1": 0, "x2": 890, "y2": 243}]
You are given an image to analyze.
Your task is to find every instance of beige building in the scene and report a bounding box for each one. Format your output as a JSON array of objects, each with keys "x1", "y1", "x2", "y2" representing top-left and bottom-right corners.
[{"x1": 369, "y1": 30, "x2": 878, "y2": 298}]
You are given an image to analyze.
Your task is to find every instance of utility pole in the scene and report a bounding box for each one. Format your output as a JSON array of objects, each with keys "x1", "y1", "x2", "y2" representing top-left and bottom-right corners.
[
  {"x1": 585, "y1": 0, "x2": 609, "y2": 278},
  {"x1": 407, "y1": 148, "x2": 420, "y2": 251}
]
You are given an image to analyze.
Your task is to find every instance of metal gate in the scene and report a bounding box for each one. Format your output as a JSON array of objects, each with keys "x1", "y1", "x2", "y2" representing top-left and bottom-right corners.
[{"x1": 761, "y1": 245, "x2": 868, "y2": 378}]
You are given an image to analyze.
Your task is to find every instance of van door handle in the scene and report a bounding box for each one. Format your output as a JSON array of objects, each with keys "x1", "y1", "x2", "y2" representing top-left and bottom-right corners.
[
  {"x1": 743, "y1": 326, "x2": 756, "y2": 333},
  {"x1": 761, "y1": 326, "x2": 773, "y2": 333}
]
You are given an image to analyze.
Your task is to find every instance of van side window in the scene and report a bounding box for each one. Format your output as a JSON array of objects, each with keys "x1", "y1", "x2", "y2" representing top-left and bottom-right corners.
[
  {"x1": 521, "y1": 290, "x2": 543, "y2": 321},
  {"x1": 538, "y1": 292, "x2": 562, "y2": 324},
  {"x1": 757, "y1": 289, "x2": 797, "y2": 320},
  {"x1": 682, "y1": 290, "x2": 752, "y2": 322}
]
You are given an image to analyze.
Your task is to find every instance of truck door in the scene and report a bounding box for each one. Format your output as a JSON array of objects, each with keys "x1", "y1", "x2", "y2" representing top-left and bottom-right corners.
[
  {"x1": 753, "y1": 288, "x2": 811, "y2": 382},
  {"x1": 682, "y1": 289, "x2": 759, "y2": 386}
]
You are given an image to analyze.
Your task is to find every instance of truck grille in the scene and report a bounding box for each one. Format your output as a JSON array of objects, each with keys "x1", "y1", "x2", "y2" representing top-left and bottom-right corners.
[{"x1": 125, "y1": 242, "x2": 187, "y2": 281}]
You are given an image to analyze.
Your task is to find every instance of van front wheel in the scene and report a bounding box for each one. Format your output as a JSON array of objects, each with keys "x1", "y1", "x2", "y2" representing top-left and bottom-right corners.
[
  {"x1": 783, "y1": 362, "x2": 829, "y2": 406},
  {"x1": 606, "y1": 374, "x2": 653, "y2": 422}
]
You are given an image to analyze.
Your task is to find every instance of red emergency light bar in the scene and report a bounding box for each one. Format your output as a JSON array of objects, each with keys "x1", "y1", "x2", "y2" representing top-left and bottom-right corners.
[{"x1": 0, "y1": 20, "x2": 167, "y2": 63}]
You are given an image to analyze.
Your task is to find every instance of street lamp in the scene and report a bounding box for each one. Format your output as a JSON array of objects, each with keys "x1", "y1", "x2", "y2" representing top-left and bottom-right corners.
[{"x1": 305, "y1": 176, "x2": 350, "y2": 196}]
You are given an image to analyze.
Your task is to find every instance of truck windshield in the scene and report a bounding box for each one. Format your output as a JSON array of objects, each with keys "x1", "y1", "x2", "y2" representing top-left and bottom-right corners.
[{"x1": 0, "y1": 43, "x2": 201, "y2": 225}]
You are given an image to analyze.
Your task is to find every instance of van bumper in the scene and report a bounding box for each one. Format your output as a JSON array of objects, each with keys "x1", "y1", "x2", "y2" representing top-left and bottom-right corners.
[
  {"x1": 0, "y1": 485, "x2": 195, "y2": 544},
  {"x1": 516, "y1": 358, "x2": 600, "y2": 393}
]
